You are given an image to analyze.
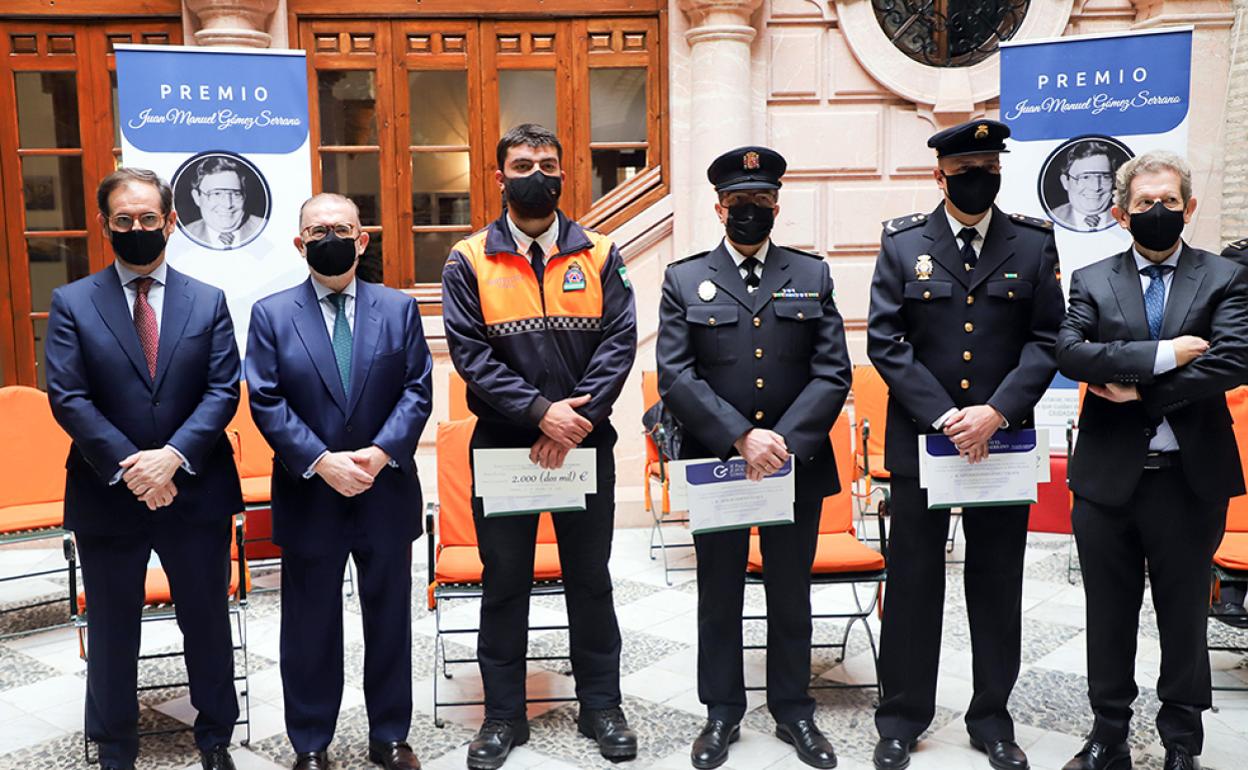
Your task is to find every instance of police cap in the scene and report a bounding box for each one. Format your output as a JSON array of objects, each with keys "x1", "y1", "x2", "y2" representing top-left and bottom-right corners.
[
  {"x1": 927, "y1": 119, "x2": 1010, "y2": 158},
  {"x1": 707, "y1": 146, "x2": 787, "y2": 192}
]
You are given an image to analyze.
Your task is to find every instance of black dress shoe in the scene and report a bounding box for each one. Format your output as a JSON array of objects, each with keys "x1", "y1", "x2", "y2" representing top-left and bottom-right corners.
[
  {"x1": 467, "y1": 718, "x2": 530, "y2": 770},
  {"x1": 970, "y1": 737, "x2": 1029, "y2": 770},
  {"x1": 776, "y1": 720, "x2": 837, "y2": 768},
  {"x1": 577, "y1": 706, "x2": 639, "y2": 761},
  {"x1": 690, "y1": 720, "x2": 739, "y2": 770},
  {"x1": 101, "y1": 765, "x2": 136, "y2": 770},
  {"x1": 1061, "y1": 741, "x2": 1131, "y2": 770},
  {"x1": 292, "y1": 751, "x2": 330, "y2": 770},
  {"x1": 873, "y1": 738, "x2": 916, "y2": 770},
  {"x1": 1211, "y1": 601, "x2": 1248, "y2": 629},
  {"x1": 368, "y1": 740, "x2": 421, "y2": 770},
  {"x1": 1163, "y1": 746, "x2": 1200, "y2": 770},
  {"x1": 201, "y1": 745, "x2": 236, "y2": 770}
]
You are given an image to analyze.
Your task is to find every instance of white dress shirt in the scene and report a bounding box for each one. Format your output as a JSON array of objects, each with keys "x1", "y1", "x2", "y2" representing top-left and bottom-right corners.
[
  {"x1": 1134, "y1": 244, "x2": 1183, "y2": 452},
  {"x1": 506, "y1": 214, "x2": 559, "y2": 262},
  {"x1": 312, "y1": 275, "x2": 357, "y2": 337},
  {"x1": 933, "y1": 209, "x2": 1004, "y2": 431},
  {"x1": 723, "y1": 238, "x2": 771, "y2": 286},
  {"x1": 110, "y1": 259, "x2": 191, "y2": 481}
]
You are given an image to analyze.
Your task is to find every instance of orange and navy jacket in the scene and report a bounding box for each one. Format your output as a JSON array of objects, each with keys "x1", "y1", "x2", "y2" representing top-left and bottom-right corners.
[{"x1": 442, "y1": 211, "x2": 637, "y2": 428}]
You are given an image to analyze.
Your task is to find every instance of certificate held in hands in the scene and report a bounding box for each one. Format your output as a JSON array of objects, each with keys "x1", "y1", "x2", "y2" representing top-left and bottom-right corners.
[
  {"x1": 919, "y1": 429, "x2": 1048, "y2": 510},
  {"x1": 684, "y1": 458, "x2": 795, "y2": 534},
  {"x1": 473, "y1": 448, "x2": 598, "y2": 517}
]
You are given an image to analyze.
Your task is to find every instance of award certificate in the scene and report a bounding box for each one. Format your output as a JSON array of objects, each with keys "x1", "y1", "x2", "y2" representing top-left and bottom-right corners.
[{"x1": 684, "y1": 458, "x2": 795, "y2": 534}]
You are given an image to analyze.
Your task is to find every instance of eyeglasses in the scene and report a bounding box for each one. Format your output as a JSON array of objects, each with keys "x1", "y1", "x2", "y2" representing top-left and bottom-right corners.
[
  {"x1": 108, "y1": 212, "x2": 165, "y2": 232},
  {"x1": 197, "y1": 188, "x2": 244, "y2": 204},
  {"x1": 720, "y1": 191, "x2": 778, "y2": 208},
  {"x1": 301, "y1": 222, "x2": 359, "y2": 241},
  {"x1": 1066, "y1": 172, "x2": 1113, "y2": 189}
]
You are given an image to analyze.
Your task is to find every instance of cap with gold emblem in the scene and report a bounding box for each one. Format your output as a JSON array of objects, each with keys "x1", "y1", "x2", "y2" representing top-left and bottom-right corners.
[
  {"x1": 707, "y1": 146, "x2": 787, "y2": 192},
  {"x1": 926, "y1": 119, "x2": 1011, "y2": 158}
]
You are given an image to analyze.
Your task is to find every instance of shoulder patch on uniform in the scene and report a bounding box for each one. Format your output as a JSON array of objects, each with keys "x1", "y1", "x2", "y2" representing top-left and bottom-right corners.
[
  {"x1": 882, "y1": 213, "x2": 927, "y2": 235},
  {"x1": 1009, "y1": 212, "x2": 1054, "y2": 231},
  {"x1": 669, "y1": 250, "x2": 710, "y2": 266},
  {"x1": 782, "y1": 246, "x2": 825, "y2": 260}
]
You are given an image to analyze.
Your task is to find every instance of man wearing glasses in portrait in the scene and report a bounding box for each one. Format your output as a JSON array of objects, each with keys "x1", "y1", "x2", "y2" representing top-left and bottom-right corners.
[
  {"x1": 1050, "y1": 141, "x2": 1119, "y2": 233},
  {"x1": 181, "y1": 154, "x2": 268, "y2": 250}
]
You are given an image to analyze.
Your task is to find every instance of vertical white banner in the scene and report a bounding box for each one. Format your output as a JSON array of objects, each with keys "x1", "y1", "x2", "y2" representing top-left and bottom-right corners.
[{"x1": 116, "y1": 45, "x2": 313, "y2": 355}]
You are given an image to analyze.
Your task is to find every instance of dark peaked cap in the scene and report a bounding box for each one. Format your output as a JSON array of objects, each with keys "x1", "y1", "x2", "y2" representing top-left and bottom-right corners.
[
  {"x1": 927, "y1": 119, "x2": 1011, "y2": 158},
  {"x1": 707, "y1": 146, "x2": 787, "y2": 192}
]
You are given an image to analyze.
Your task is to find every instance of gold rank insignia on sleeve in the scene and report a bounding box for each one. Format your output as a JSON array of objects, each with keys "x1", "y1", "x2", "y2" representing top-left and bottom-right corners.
[{"x1": 915, "y1": 254, "x2": 934, "y2": 280}]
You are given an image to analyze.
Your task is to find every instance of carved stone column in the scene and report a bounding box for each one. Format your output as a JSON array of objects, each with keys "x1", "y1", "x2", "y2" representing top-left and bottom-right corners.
[
  {"x1": 677, "y1": 0, "x2": 764, "y2": 249},
  {"x1": 183, "y1": 0, "x2": 280, "y2": 48}
]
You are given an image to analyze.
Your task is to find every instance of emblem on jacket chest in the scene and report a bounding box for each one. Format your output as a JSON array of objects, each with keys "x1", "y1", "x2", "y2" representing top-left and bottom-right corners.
[{"x1": 914, "y1": 254, "x2": 934, "y2": 281}]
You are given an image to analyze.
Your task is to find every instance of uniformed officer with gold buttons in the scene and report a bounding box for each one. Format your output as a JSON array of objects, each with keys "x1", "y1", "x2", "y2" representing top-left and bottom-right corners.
[
  {"x1": 657, "y1": 146, "x2": 851, "y2": 770},
  {"x1": 867, "y1": 120, "x2": 1065, "y2": 770}
]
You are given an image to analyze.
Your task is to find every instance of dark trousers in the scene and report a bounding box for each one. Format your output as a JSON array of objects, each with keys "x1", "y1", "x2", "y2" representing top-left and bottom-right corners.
[
  {"x1": 875, "y1": 474, "x2": 1029, "y2": 743},
  {"x1": 280, "y1": 539, "x2": 412, "y2": 753},
  {"x1": 694, "y1": 480, "x2": 823, "y2": 725},
  {"x1": 1072, "y1": 467, "x2": 1226, "y2": 754},
  {"x1": 75, "y1": 518, "x2": 238, "y2": 767},
  {"x1": 471, "y1": 421, "x2": 622, "y2": 720}
]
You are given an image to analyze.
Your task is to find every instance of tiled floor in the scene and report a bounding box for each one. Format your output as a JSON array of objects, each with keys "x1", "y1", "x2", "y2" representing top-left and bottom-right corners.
[{"x1": 1, "y1": 527, "x2": 1246, "y2": 770}]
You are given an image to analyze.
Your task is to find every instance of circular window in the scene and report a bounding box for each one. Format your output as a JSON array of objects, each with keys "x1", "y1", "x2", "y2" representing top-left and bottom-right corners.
[{"x1": 872, "y1": 0, "x2": 1030, "y2": 68}]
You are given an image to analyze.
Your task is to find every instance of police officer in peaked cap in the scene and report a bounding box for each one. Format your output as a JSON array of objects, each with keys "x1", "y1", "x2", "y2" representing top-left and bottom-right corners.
[
  {"x1": 867, "y1": 119, "x2": 1065, "y2": 770},
  {"x1": 657, "y1": 146, "x2": 852, "y2": 769}
]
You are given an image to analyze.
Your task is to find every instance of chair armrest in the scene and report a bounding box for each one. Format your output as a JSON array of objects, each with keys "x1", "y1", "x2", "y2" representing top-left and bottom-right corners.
[
  {"x1": 63, "y1": 533, "x2": 79, "y2": 621},
  {"x1": 425, "y1": 502, "x2": 437, "y2": 586},
  {"x1": 234, "y1": 513, "x2": 248, "y2": 603}
]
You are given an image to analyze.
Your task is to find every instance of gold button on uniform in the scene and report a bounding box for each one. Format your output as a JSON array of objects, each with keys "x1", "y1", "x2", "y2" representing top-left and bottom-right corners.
[
  {"x1": 755, "y1": 348, "x2": 763, "y2": 359},
  {"x1": 708, "y1": 317, "x2": 717, "y2": 326},
  {"x1": 753, "y1": 317, "x2": 761, "y2": 327},
  {"x1": 1008, "y1": 290, "x2": 1016, "y2": 299},
  {"x1": 754, "y1": 410, "x2": 765, "y2": 421},
  {"x1": 797, "y1": 311, "x2": 805, "y2": 320},
  {"x1": 960, "y1": 379, "x2": 970, "y2": 390},
  {"x1": 963, "y1": 350, "x2": 973, "y2": 361},
  {"x1": 966, "y1": 295, "x2": 975, "y2": 305},
  {"x1": 964, "y1": 322, "x2": 974, "y2": 333},
  {"x1": 923, "y1": 290, "x2": 932, "y2": 300},
  {"x1": 756, "y1": 378, "x2": 765, "y2": 389}
]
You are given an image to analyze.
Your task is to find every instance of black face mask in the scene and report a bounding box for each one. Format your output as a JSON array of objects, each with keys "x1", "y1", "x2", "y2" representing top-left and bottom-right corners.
[
  {"x1": 304, "y1": 231, "x2": 358, "y2": 277},
  {"x1": 725, "y1": 202, "x2": 775, "y2": 246},
  {"x1": 943, "y1": 167, "x2": 1001, "y2": 216},
  {"x1": 1129, "y1": 201, "x2": 1186, "y2": 253},
  {"x1": 505, "y1": 172, "x2": 562, "y2": 219},
  {"x1": 109, "y1": 228, "x2": 166, "y2": 266}
]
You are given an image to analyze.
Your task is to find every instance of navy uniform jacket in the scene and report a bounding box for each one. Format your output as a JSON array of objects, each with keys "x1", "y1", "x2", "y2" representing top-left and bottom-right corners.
[
  {"x1": 46, "y1": 265, "x2": 244, "y2": 536},
  {"x1": 1221, "y1": 237, "x2": 1248, "y2": 269},
  {"x1": 245, "y1": 279, "x2": 433, "y2": 556},
  {"x1": 867, "y1": 203, "x2": 1065, "y2": 477},
  {"x1": 656, "y1": 242, "x2": 852, "y2": 497},
  {"x1": 1057, "y1": 245, "x2": 1248, "y2": 506}
]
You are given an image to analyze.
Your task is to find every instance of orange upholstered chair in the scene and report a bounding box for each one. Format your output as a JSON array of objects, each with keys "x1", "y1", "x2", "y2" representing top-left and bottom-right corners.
[
  {"x1": 744, "y1": 411, "x2": 888, "y2": 696},
  {"x1": 851, "y1": 364, "x2": 890, "y2": 483},
  {"x1": 0, "y1": 386, "x2": 74, "y2": 632},
  {"x1": 425, "y1": 416, "x2": 570, "y2": 725},
  {"x1": 641, "y1": 370, "x2": 695, "y2": 584},
  {"x1": 1209, "y1": 386, "x2": 1248, "y2": 693},
  {"x1": 447, "y1": 369, "x2": 472, "y2": 421},
  {"x1": 227, "y1": 381, "x2": 281, "y2": 563}
]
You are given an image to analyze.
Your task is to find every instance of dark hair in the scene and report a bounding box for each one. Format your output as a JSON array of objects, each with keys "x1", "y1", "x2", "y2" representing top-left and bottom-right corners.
[
  {"x1": 1062, "y1": 140, "x2": 1111, "y2": 175},
  {"x1": 96, "y1": 167, "x2": 173, "y2": 218},
  {"x1": 192, "y1": 155, "x2": 245, "y2": 193},
  {"x1": 496, "y1": 123, "x2": 562, "y2": 170}
]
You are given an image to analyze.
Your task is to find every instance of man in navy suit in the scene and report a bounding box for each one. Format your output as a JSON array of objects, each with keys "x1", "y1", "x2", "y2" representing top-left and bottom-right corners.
[
  {"x1": 45, "y1": 167, "x2": 244, "y2": 770},
  {"x1": 245, "y1": 193, "x2": 433, "y2": 770}
]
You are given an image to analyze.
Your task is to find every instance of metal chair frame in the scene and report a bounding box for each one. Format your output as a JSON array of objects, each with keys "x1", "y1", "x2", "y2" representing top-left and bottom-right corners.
[
  {"x1": 0, "y1": 528, "x2": 77, "y2": 638},
  {"x1": 644, "y1": 423, "x2": 695, "y2": 586}
]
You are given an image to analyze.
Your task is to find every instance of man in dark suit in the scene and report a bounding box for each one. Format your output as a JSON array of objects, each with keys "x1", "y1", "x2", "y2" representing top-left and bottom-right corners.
[
  {"x1": 246, "y1": 193, "x2": 433, "y2": 770},
  {"x1": 46, "y1": 167, "x2": 243, "y2": 770},
  {"x1": 1056, "y1": 151, "x2": 1248, "y2": 770},
  {"x1": 868, "y1": 120, "x2": 1065, "y2": 770},
  {"x1": 657, "y1": 146, "x2": 852, "y2": 770}
]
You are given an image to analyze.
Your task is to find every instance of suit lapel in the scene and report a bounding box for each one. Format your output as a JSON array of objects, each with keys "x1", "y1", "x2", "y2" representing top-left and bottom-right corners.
[
  {"x1": 706, "y1": 242, "x2": 755, "y2": 310},
  {"x1": 90, "y1": 268, "x2": 152, "y2": 387},
  {"x1": 345, "y1": 281, "x2": 381, "y2": 418},
  {"x1": 1160, "y1": 244, "x2": 1204, "y2": 340},
  {"x1": 919, "y1": 204, "x2": 969, "y2": 288},
  {"x1": 151, "y1": 269, "x2": 193, "y2": 395},
  {"x1": 751, "y1": 245, "x2": 794, "y2": 312},
  {"x1": 1108, "y1": 251, "x2": 1150, "y2": 341},
  {"x1": 292, "y1": 279, "x2": 348, "y2": 413},
  {"x1": 968, "y1": 208, "x2": 1016, "y2": 292}
]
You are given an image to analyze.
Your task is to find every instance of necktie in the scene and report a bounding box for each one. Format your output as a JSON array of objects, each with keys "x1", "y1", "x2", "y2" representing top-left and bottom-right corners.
[
  {"x1": 219, "y1": 231, "x2": 234, "y2": 247},
  {"x1": 958, "y1": 227, "x2": 978, "y2": 271},
  {"x1": 1141, "y1": 264, "x2": 1175, "y2": 340},
  {"x1": 1084, "y1": 214, "x2": 1099, "y2": 230},
  {"x1": 330, "y1": 292, "x2": 352, "y2": 394},
  {"x1": 132, "y1": 277, "x2": 158, "y2": 379},
  {"x1": 741, "y1": 257, "x2": 762, "y2": 292},
  {"x1": 529, "y1": 240, "x2": 545, "y2": 284}
]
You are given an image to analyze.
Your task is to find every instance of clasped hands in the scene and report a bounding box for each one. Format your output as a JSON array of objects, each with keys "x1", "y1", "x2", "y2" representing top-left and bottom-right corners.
[
  {"x1": 530, "y1": 394, "x2": 592, "y2": 469},
  {"x1": 944, "y1": 405, "x2": 1005, "y2": 464},
  {"x1": 314, "y1": 445, "x2": 392, "y2": 498},
  {"x1": 120, "y1": 447, "x2": 184, "y2": 511},
  {"x1": 734, "y1": 428, "x2": 789, "y2": 482},
  {"x1": 1088, "y1": 334, "x2": 1208, "y2": 405}
]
